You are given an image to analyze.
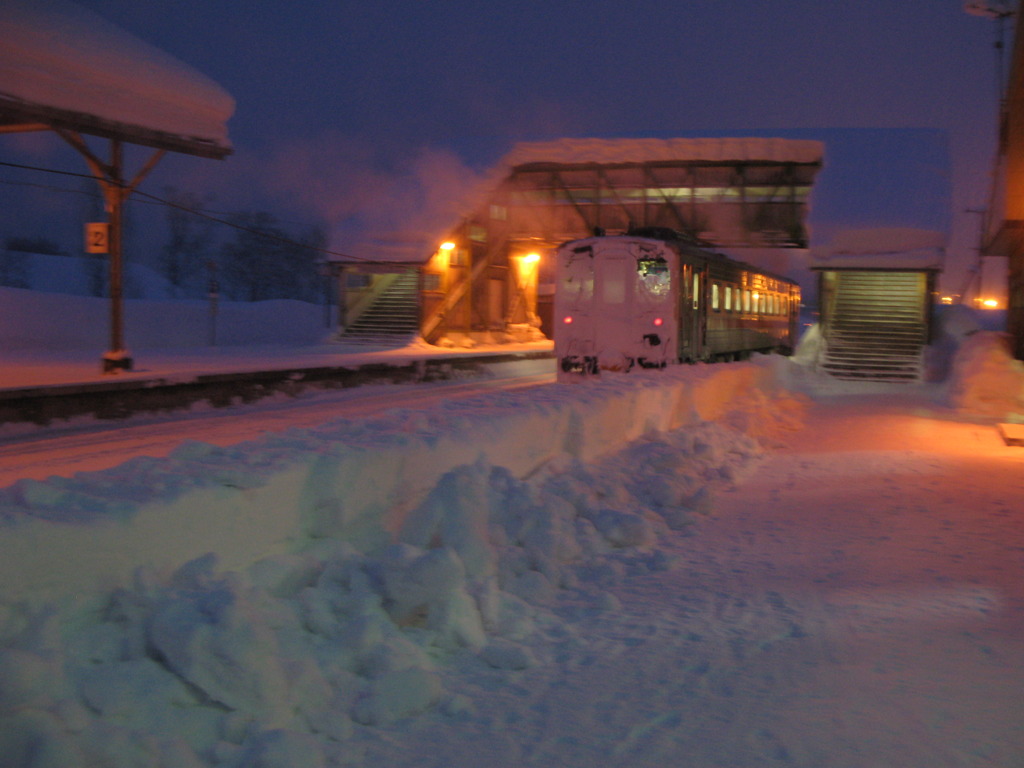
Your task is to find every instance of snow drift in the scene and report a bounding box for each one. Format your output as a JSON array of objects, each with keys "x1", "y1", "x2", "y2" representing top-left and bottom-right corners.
[
  {"x1": 0, "y1": 361, "x2": 803, "y2": 767},
  {"x1": 1, "y1": 315, "x2": 1022, "y2": 767}
]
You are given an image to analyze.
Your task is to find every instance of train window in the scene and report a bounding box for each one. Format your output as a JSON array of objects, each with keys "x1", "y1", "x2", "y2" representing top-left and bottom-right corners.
[
  {"x1": 559, "y1": 271, "x2": 593, "y2": 304},
  {"x1": 724, "y1": 286, "x2": 732, "y2": 311},
  {"x1": 743, "y1": 289, "x2": 751, "y2": 313},
  {"x1": 712, "y1": 283, "x2": 720, "y2": 311},
  {"x1": 693, "y1": 274, "x2": 700, "y2": 309},
  {"x1": 637, "y1": 257, "x2": 671, "y2": 297}
]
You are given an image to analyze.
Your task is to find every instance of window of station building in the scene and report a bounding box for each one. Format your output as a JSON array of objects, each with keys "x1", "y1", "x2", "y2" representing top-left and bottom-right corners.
[
  {"x1": 469, "y1": 225, "x2": 487, "y2": 243},
  {"x1": 422, "y1": 273, "x2": 441, "y2": 291},
  {"x1": 712, "y1": 283, "x2": 720, "y2": 311},
  {"x1": 489, "y1": 205, "x2": 507, "y2": 221}
]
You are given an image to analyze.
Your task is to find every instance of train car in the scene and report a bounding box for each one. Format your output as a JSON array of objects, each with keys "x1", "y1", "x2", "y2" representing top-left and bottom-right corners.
[{"x1": 554, "y1": 228, "x2": 800, "y2": 376}]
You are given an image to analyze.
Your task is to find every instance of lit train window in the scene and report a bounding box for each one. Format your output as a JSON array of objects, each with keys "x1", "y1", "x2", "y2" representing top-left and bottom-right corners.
[
  {"x1": 693, "y1": 274, "x2": 700, "y2": 309},
  {"x1": 743, "y1": 289, "x2": 751, "y2": 313},
  {"x1": 725, "y1": 286, "x2": 732, "y2": 311},
  {"x1": 712, "y1": 283, "x2": 720, "y2": 311}
]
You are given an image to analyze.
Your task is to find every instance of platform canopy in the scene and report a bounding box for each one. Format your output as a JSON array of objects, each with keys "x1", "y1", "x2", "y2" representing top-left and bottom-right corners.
[
  {"x1": 498, "y1": 136, "x2": 825, "y2": 169},
  {"x1": 0, "y1": 0, "x2": 233, "y2": 158}
]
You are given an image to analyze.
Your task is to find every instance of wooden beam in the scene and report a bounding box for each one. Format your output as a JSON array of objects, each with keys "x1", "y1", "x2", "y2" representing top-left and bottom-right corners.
[{"x1": 0, "y1": 96, "x2": 230, "y2": 160}]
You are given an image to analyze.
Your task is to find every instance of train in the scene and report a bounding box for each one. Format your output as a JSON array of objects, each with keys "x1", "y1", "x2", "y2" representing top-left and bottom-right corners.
[{"x1": 553, "y1": 228, "x2": 800, "y2": 376}]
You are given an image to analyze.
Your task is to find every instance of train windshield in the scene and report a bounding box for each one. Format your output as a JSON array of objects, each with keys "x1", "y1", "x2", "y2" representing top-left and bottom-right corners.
[{"x1": 637, "y1": 256, "x2": 671, "y2": 297}]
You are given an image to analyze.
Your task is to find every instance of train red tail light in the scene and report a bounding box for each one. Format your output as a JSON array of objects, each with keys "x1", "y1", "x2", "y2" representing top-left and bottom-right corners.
[
  {"x1": 653, "y1": 317, "x2": 663, "y2": 326},
  {"x1": 563, "y1": 315, "x2": 574, "y2": 324}
]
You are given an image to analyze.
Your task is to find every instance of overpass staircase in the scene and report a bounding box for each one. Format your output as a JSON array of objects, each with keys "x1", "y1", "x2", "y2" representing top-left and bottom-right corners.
[
  {"x1": 339, "y1": 271, "x2": 420, "y2": 344},
  {"x1": 818, "y1": 271, "x2": 927, "y2": 382}
]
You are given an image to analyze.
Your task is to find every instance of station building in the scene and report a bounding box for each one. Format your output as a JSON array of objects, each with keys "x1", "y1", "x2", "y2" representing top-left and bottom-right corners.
[{"x1": 329, "y1": 137, "x2": 824, "y2": 345}]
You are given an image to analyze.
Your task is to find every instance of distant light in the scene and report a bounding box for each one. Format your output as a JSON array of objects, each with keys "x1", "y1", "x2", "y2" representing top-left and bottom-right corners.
[
  {"x1": 440, "y1": 241, "x2": 456, "y2": 251},
  {"x1": 940, "y1": 295, "x2": 954, "y2": 305},
  {"x1": 982, "y1": 298, "x2": 1000, "y2": 309},
  {"x1": 563, "y1": 315, "x2": 573, "y2": 324},
  {"x1": 653, "y1": 317, "x2": 663, "y2": 326},
  {"x1": 522, "y1": 252, "x2": 540, "y2": 264}
]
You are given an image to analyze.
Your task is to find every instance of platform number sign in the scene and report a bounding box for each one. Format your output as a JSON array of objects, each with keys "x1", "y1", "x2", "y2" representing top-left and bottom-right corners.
[{"x1": 85, "y1": 222, "x2": 109, "y2": 254}]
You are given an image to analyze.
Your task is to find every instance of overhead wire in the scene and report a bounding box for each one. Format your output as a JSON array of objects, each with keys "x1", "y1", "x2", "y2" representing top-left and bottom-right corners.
[{"x1": 0, "y1": 157, "x2": 385, "y2": 264}]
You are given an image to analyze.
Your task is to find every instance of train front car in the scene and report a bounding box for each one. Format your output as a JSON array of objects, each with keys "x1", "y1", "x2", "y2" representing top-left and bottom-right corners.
[{"x1": 554, "y1": 236, "x2": 679, "y2": 377}]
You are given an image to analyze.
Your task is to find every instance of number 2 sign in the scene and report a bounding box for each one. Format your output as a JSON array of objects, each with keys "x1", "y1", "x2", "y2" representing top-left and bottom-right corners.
[{"x1": 85, "y1": 222, "x2": 109, "y2": 254}]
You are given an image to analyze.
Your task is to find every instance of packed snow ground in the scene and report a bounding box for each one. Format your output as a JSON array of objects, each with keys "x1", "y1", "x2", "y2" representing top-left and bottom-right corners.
[{"x1": 2, "y1": 308, "x2": 1024, "y2": 767}]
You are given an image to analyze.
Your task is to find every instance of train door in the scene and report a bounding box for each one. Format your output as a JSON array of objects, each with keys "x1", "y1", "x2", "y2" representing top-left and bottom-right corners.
[
  {"x1": 592, "y1": 250, "x2": 636, "y2": 370},
  {"x1": 679, "y1": 261, "x2": 706, "y2": 361},
  {"x1": 679, "y1": 263, "x2": 694, "y2": 359}
]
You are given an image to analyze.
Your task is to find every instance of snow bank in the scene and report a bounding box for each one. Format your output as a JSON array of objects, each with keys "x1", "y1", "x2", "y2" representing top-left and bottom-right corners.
[
  {"x1": 0, "y1": 362, "x2": 804, "y2": 767},
  {"x1": 948, "y1": 330, "x2": 1024, "y2": 418}
]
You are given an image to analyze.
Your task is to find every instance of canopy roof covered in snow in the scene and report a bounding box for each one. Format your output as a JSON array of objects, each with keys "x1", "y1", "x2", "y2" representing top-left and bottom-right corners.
[
  {"x1": 810, "y1": 228, "x2": 946, "y2": 271},
  {"x1": 500, "y1": 136, "x2": 825, "y2": 169},
  {"x1": 0, "y1": 0, "x2": 233, "y2": 159},
  {"x1": 334, "y1": 136, "x2": 825, "y2": 265}
]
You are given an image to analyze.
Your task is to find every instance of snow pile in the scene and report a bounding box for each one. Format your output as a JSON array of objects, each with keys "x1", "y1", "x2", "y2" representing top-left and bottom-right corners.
[
  {"x1": 0, "y1": 363, "x2": 800, "y2": 767},
  {"x1": 948, "y1": 330, "x2": 1024, "y2": 419}
]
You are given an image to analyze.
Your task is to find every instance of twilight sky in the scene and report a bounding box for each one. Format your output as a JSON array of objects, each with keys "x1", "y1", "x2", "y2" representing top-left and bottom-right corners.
[{"x1": 0, "y1": 0, "x2": 1010, "y2": 293}]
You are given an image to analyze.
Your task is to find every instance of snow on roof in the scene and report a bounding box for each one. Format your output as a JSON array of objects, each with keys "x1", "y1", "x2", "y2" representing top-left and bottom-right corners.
[
  {"x1": 501, "y1": 136, "x2": 825, "y2": 167},
  {"x1": 810, "y1": 227, "x2": 946, "y2": 271},
  {"x1": 0, "y1": 0, "x2": 233, "y2": 150},
  {"x1": 333, "y1": 136, "x2": 825, "y2": 264}
]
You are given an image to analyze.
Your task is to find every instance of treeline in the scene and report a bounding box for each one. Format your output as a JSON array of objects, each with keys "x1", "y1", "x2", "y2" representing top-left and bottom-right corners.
[
  {"x1": 159, "y1": 188, "x2": 328, "y2": 302},
  {"x1": 1, "y1": 187, "x2": 330, "y2": 303}
]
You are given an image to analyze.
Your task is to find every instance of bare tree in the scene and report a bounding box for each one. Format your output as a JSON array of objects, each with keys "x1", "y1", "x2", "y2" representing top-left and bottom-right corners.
[
  {"x1": 218, "y1": 211, "x2": 324, "y2": 302},
  {"x1": 159, "y1": 187, "x2": 216, "y2": 298}
]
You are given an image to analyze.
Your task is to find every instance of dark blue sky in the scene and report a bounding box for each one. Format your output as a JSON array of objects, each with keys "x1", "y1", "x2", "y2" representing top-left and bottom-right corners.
[{"x1": 0, "y1": 1, "x2": 1008, "y2": 291}]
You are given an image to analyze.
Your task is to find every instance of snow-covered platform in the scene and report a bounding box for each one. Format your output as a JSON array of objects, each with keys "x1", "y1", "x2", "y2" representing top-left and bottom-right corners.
[{"x1": 0, "y1": 341, "x2": 554, "y2": 426}]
